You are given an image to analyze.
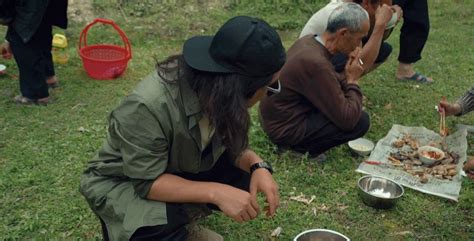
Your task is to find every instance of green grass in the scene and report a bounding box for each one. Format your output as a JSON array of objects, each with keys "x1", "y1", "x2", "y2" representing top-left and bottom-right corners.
[{"x1": 1, "y1": 0, "x2": 473, "y2": 240}]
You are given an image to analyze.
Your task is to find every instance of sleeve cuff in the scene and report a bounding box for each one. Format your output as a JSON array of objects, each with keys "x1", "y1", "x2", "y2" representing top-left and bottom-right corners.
[
  {"x1": 132, "y1": 179, "x2": 155, "y2": 199},
  {"x1": 346, "y1": 83, "x2": 363, "y2": 96}
]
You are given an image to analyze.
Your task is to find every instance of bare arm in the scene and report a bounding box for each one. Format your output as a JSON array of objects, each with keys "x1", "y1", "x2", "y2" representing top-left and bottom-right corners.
[
  {"x1": 145, "y1": 149, "x2": 260, "y2": 204},
  {"x1": 236, "y1": 149, "x2": 262, "y2": 172},
  {"x1": 360, "y1": 24, "x2": 385, "y2": 71},
  {"x1": 147, "y1": 173, "x2": 221, "y2": 203},
  {"x1": 360, "y1": 4, "x2": 392, "y2": 72},
  {"x1": 147, "y1": 172, "x2": 260, "y2": 223}
]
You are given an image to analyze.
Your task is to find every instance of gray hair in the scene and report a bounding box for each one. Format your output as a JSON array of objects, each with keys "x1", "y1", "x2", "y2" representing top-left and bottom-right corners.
[{"x1": 326, "y1": 3, "x2": 369, "y2": 33}]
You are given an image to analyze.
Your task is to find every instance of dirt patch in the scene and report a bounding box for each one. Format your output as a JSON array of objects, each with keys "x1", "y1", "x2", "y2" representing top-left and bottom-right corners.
[{"x1": 68, "y1": 0, "x2": 95, "y2": 23}]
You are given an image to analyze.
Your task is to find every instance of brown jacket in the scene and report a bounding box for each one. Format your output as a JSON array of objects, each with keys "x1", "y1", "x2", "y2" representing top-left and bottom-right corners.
[{"x1": 259, "y1": 35, "x2": 363, "y2": 144}]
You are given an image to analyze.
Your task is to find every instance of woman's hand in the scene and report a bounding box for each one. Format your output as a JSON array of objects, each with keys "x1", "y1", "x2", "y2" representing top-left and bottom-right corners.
[
  {"x1": 250, "y1": 168, "x2": 279, "y2": 217},
  {"x1": 234, "y1": 149, "x2": 280, "y2": 218},
  {"x1": 212, "y1": 184, "x2": 260, "y2": 223}
]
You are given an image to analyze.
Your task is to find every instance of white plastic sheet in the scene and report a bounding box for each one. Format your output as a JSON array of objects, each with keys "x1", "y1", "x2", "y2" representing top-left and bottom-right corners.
[{"x1": 356, "y1": 124, "x2": 468, "y2": 201}]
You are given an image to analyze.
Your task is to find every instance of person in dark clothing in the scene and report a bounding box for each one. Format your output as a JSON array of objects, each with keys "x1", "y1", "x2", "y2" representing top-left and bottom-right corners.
[
  {"x1": 392, "y1": 0, "x2": 432, "y2": 83},
  {"x1": 260, "y1": 3, "x2": 370, "y2": 158},
  {"x1": 0, "y1": 0, "x2": 68, "y2": 105}
]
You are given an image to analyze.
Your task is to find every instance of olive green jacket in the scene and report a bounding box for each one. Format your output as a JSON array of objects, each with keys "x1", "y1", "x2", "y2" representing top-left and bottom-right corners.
[{"x1": 79, "y1": 70, "x2": 226, "y2": 241}]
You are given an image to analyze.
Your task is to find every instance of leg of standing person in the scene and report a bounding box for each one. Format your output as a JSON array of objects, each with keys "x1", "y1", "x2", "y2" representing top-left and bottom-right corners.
[
  {"x1": 393, "y1": 0, "x2": 432, "y2": 83},
  {"x1": 44, "y1": 48, "x2": 59, "y2": 89},
  {"x1": 7, "y1": 22, "x2": 53, "y2": 104},
  {"x1": 37, "y1": 21, "x2": 57, "y2": 89}
]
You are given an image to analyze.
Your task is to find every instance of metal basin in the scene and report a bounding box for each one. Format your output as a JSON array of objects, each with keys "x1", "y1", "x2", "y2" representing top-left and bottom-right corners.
[
  {"x1": 294, "y1": 229, "x2": 350, "y2": 241},
  {"x1": 357, "y1": 175, "x2": 404, "y2": 209}
]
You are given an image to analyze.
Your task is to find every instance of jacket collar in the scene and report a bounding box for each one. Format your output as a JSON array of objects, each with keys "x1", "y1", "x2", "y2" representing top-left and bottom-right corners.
[
  {"x1": 174, "y1": 68, "x2": 226, "y2": 157},
  {"x1": 178, "y1": 76, "x2": 202, "y2": 131}
]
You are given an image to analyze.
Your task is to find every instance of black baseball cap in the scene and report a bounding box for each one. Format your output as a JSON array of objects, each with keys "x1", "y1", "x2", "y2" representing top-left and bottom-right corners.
[{"x1": 183, "y1": 16, "x2": 286, "y2": 77}]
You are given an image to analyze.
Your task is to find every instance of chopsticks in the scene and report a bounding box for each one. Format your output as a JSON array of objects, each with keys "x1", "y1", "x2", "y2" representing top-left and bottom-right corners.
[
  {"x1": 363, "y1": 160, "x2": 393, "y2": 168},
  {"x1": 439, "y1": 96, "x2": 446, "y2": 136},
  {"x1": 364, "y1": 160, "x2": 383, "y2": 165}
]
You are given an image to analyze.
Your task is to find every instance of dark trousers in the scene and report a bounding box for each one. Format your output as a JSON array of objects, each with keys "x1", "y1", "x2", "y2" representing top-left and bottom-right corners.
[
  {"x1": 332, "y1": 42, "x2": 392, "y2": 73},
  {"x1": 100, "y1": 152, "x2": 250, "y2": 241},
  {"x1": 6, "y1": 21, "x2": 54, "y2": 100},
  {"x1": 286, "y1": 111, "x2": 370, "y2": 157},
  {"x1": 393, "y1": 0, "x2": 430, "y2": 64}
]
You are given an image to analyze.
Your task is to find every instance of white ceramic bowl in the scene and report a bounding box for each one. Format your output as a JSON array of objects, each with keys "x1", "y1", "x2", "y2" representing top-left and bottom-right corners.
[
  {"x1": 385, "y1": 11, "x2": 398, "y2": 29},
  {"x1": 0, "y1": 64, "x2": 6, "y2": 74},
  {"x1": 348, "y1": 138, "x2": 374, "y2": 156},
  {"x1": 418, "y1": 146, "x2": 445, "y2": 165},
  {"x1": 294, "y1": 229, "x2": 350, "y2": 241}
]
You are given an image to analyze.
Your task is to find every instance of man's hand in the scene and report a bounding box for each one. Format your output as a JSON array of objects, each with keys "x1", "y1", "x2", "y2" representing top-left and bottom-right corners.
[
  {"x1": 250, "y1": 168, "x2": 279, "y2": 217},
  {"x1": 212, "y1": 184, "x2": 260, "y2": 223},
  {"x1": 439, "y1": 99, "x2": 462, "y2": 116},
  {"x1": 1, "y1": 41, "x2": 12, "y2": 59},
  {"x1": 375, "y1": 4, "x2": 393, "y2": 28},
  {"x1": 345, "y1": 47, "x2": 364, "y2": 84}
]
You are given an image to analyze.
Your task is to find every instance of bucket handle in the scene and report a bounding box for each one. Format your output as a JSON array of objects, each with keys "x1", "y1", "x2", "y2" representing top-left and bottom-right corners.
[{"x1": 79, "y1": 18, "x2": 132, "y2": 60}]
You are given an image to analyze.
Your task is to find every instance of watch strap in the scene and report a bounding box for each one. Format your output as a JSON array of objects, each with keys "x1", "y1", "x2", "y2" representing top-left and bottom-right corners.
[{"x1": 250, "y1": 162, "x2": 273, "y2": 175}]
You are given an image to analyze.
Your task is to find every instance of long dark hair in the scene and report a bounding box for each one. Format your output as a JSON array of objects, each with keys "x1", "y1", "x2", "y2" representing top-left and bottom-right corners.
[{"x1": 157, "y1": 55, "x2": 273, "y2": 159}]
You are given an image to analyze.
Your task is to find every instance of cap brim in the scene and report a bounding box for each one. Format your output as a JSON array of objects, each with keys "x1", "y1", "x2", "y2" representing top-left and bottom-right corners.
[{"x1": 183, "y1": 36, "x2": 234, "y2": 74}]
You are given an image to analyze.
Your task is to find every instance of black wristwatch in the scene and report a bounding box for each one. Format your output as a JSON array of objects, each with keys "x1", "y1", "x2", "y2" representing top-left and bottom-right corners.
[{"x1": 250, "y1": 162, "x2": 273, "y2": 175}]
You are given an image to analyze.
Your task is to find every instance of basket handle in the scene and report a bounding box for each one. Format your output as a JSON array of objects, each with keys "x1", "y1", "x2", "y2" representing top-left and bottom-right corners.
[{"x1": 79, "y1": 18, "x2": 132, "y2": 59}]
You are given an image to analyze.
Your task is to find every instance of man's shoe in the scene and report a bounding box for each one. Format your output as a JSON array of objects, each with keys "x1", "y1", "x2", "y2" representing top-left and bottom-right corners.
[
  {"x1": 13, "y1": 95, "x2": 35, "y2": 105},
  {"x1": 13, "y1": 95, "x2": 50, "y2": 106}
]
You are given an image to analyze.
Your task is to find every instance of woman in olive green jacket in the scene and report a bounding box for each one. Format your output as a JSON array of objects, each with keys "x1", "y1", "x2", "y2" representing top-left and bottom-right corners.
[{"x1": 80, "y1": 16, "x2": 286, "y2": 241}]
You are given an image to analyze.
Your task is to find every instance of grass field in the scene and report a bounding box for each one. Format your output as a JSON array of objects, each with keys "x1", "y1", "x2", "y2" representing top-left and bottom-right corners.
[{"x1": 0, "y1": 0, "x2": 473, "y2": 240}]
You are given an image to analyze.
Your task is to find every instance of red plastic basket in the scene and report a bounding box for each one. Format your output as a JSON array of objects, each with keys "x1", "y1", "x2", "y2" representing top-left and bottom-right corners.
[{"x1": 79, "y1": 18, "x2": 132, "y2": 80}]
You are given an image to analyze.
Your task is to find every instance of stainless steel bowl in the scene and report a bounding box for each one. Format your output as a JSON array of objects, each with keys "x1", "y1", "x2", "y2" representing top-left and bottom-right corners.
[
  {"x1": 294, "y1": 229, "x2": 350, "y2": 241},
  {"x1": 357, "y1": 175, "x2": 404, "y2": 209}
]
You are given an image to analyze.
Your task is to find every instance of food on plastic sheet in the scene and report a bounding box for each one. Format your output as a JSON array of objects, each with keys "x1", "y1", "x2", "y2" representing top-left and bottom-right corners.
[
  {"x1": 388, "y1": 133, "x2": 460, "y2": 183},
  {"x1": 420, "y1": 150, "x2": 443, "y2": 160}
]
